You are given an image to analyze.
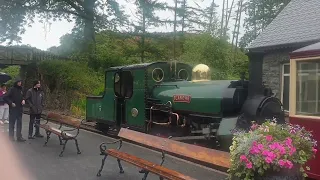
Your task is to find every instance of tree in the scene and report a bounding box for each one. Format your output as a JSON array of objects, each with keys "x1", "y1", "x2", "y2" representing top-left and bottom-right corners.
[
  {"x1": 131, "y1": 0, "x2": 166, "y2": 62},
  {"x1": 0, "y1": 0, "x2": 127, "y2": 46},
  {"x1": 239, "y1": 0, "x2": 291, "y2": 49}
]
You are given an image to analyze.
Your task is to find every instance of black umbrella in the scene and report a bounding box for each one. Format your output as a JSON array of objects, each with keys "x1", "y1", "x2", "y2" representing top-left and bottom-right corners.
[{"x1": 0, "y1": 72, "x2": 12, "y2": 84}]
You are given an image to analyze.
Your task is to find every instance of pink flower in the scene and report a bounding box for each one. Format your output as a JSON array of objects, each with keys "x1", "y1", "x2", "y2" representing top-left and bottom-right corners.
[
  {"x1": 250, "y1": 146, "x2": 260, "y2": 154},
  {"x1": 246, "y1": 162, "x2": 253, "y2": 169},
  {"x1": 289, "y1": 146, "x2": 296, "y2": 155},
  {"x1": 286, "y1": 160, "x2": 293, "y2": 169},
  {"x1": 240, "y1": 155, "x2": 247, "y2": 162},
  {"x1": 257, "y1": 144, "x2": 264, "y2": 150},
  {"x1": 251, "y1": 124, "x2": 258, "y2": 130},
  {"x1": 269, "y1": 144, "x2": 276, "y2": 150},
  {"x1": 278, "y1": 160, "x2": 285, "y2": 167},
  {"x1": 267, "y1": 151, "x2": 277, "y2": 161},
  {"x1": 278, "y1": 159, "x2": 294, "y2": 169},
  {"x1": 265, "y1": 157, "x2": 273, "y2": 164},
  {"x1": 266, "y1": 135, "x2": 273, "y2": 142},
  {"x1": 262, "y1": 150, "x2": 270, "y2": 156},
  {"x1": 278, "y1": 146, "x2": 286, "y2": 155},
  {"x1": 285, "y1": 137, "x2": 292, "y2": 146},
  {"x1": 312, "y1": 147, "x2": 317, "y2": 154}
]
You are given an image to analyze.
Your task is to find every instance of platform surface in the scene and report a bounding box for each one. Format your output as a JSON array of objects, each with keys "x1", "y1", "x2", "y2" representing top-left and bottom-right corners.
[{"x1": 0, "y1": 114, "x2": 228, "y2": 180}]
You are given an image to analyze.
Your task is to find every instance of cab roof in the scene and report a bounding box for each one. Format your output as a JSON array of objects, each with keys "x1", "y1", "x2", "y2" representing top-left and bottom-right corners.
[{"x1": 105, "y1": 61, "x2": 189, "y2": 71}]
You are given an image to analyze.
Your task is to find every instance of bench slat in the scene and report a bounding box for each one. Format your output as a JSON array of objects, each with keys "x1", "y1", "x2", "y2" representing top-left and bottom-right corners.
[
  {"x1": 47, "y1": 112, "x2": 81, "y2": 128},
  {"x1": 39, "y1": 124, "x2": 74, "y2": 137},
  {"x1": 118, "y1": 128, "x2": 230, "y2": 169},
  {"x1": 107, "y1": 149, "x2": 196, "y2": 180}
]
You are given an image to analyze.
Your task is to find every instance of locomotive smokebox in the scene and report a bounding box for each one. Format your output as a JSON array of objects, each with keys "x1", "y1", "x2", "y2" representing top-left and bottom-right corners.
[
  {"x1": 236, "y1": 51, "x2": 285, "y2": 129},
  {"x1": 236, "y1": 95, "x2": 285, "y2": 130}
]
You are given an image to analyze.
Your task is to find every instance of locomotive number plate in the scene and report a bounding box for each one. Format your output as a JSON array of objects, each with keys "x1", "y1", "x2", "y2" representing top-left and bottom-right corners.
[{"x1": 173, "y1": 95, "x2": 191, "y2": 103}]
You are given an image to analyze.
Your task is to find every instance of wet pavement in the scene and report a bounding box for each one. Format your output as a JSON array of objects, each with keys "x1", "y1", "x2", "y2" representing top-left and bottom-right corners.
[{"x1": 0, "y1": 114, "x2": 228, "y2": 180}]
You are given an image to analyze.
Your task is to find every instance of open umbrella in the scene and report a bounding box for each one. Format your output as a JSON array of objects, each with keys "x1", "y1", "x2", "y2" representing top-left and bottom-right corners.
[{"x1": 0, "y1": 72, "x2": 12, "y2": 84}]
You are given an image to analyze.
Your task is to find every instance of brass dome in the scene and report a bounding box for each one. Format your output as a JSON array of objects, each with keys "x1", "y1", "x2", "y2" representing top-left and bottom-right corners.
[{"x1": 192, "y1": 64, "x2": 211, "y2": 81}]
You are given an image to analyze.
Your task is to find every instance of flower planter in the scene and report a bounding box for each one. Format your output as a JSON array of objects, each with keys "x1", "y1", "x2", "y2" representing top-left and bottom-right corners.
[
  {"x1": 253, "y1": 166, "x2": 303, "y2": 180},
  {"x1": 228, "y1": 120, "x2": 317, "y2": 180},
  {"x1": 232, "y1": 167, "x2": 303, "y2": 180}
]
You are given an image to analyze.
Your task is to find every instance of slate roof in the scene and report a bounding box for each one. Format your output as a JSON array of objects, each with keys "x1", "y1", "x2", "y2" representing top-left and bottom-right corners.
[
  {"x1": 290, "y1": 41, "x2": 320, "y2": 59},
  {"x1": 293, "y1": 42, "x2": 320, "y2": 53},
  {"x1": 248, "y1": 0, "x2": 320, "y2": 50}
]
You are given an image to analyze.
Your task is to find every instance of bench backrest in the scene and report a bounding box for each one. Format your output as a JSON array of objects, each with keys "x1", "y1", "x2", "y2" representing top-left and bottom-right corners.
[
  {"x1": 118, "y1": 128, "x2": 230, "y2": 169},
  {"x1": 47, "y1": 112, "x2": 81, "y2": 128}
]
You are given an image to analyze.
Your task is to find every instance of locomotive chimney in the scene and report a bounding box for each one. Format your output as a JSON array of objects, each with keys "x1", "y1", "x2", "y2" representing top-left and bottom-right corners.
[{"x1": 246, "y1": 51, "x2": 265, "y2": 98}]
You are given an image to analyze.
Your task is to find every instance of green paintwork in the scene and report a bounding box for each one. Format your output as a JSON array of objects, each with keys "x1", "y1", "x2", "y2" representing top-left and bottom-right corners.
[
  {"x1": 152, "y1": 80, "x2": 233, "y2": 115},
  {"x1": 86, "y1": 71, "x2": 115, "y2": 123},
  {"x1": 86, "y1": 97, "x2": 103, "y2": 120},
  {"x1": 101, "y1": 71, "x2": 116, "y2": 122},
  {"x1": 125, "y1": 69, "x2": 146, "y2": 127},
  {"x1": 216, "y1": 117, "x2": 238, "y2": 150}
]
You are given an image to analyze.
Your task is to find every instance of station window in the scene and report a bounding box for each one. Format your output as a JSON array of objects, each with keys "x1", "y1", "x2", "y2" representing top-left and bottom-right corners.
[
  {"x1": 282, "y1": 64, "x2": 290, "y2": 111},
  {"x1": 296, "y1": 61, "x2": 320, "y2": 116}
]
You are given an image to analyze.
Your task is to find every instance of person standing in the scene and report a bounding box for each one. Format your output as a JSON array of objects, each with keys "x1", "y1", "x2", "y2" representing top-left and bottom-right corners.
[
  {"x1": 3, "y1": 79, "x2": 26, "y2": 142},
  {"x1": 25, "y1": 80, "x2": 44, "y2": 139},
  {"x1": 0, "y1": 84, "x2": 9, "y2": 125}
]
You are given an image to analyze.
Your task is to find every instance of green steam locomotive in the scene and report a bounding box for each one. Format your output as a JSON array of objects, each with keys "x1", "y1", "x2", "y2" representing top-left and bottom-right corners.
[{"x1": 86, "y1": 61, "x2": 284, "y2": 151}]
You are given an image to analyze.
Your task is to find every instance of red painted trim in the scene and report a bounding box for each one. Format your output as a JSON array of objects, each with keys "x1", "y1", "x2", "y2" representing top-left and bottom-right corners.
[
  {"x1": 289, "y1": 116, "x2": 320, "y2": 180},
  {"x1": 290, "y1": 50, "x2": 320, "y2": 59},
  {"x1": 308, "y1": 172, "x2": 320, "y2": 180}
]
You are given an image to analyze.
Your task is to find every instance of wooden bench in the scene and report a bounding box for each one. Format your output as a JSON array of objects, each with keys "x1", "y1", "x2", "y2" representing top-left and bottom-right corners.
[
  {"x1": 97, "y1": 128, "x2": 200, "y2": 180},
  {"x1": 35, "y1": 114, "x2": 84, "y2": 157}
]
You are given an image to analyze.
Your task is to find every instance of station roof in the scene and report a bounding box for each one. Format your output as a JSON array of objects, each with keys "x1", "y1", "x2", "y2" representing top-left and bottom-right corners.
[
  {"x1": 290, "y1": 42, "x2": 320, "y2": 59},
  {"x1": 248, "y1": 0, "x2": 320, "y2": 51}
]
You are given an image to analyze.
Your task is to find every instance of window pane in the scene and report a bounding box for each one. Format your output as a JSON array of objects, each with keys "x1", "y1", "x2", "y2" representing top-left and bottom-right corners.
[
  {"x1": 283, "y1": 64, "x2": 290, "y2": 74},
  {"x1": 296, "y1": 61, "x2": 320, "y2": 116},
  {"x1": 282, "y1": 76, "x2": 289, "y2": 111}
]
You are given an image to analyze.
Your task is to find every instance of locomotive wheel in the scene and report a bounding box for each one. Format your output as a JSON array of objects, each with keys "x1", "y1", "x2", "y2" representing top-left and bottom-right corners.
[{"x1": 95, "y1": 123, "x2": 110, "y2": 134}]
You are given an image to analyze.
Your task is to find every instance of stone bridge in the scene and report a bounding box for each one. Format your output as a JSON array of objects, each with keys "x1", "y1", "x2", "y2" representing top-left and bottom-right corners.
[{"x1": 0, "y1": 45, "x2": 67, "y2": 88}]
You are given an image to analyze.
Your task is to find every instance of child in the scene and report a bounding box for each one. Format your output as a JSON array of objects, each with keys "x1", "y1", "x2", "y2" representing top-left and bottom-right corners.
[{"x1": 0, "y1": 84, "x2": 9, "y2": 125}]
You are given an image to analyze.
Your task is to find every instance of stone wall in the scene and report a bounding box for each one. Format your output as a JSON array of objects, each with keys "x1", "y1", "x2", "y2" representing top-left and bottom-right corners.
[{"x1": 262, "y1": 50, "x2": 291, "y2": 99}]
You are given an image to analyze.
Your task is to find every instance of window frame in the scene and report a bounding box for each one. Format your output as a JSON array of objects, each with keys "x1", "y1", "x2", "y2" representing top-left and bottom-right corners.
[
  {"x1": 289, "y1": 56, "x2": 320, "y2": 119},
  {"x1": 281, "y1": 63, "x2": 290, "y2": 112}
]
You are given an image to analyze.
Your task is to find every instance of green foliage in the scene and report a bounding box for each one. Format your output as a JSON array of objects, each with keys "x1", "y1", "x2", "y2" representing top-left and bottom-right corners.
[
  {"x1": 1, "y1": 65, "x2": 20, "y2": 86},
  {"x1": 181, "y1": 33, "x2": 248, "y2": 79},
  {"x1": 38, "y1": 60, "x2": 103, "y2": 94},
  {"x1": 228, "y1": 120, "x2": 317, "y2": 180}
]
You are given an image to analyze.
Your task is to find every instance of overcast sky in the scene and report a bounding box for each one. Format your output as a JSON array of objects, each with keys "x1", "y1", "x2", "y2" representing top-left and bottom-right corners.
[{"x1": 12, "y1": 0, "x2": 245, "y2": 50}]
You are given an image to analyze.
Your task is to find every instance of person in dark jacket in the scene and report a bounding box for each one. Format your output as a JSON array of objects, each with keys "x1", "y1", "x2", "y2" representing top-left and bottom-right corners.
[
  {"x1": 25, "y1": 80, "x2": 44, "y2": 139},
  {"x1": 3, "y1": 79, "x2": 26, "y2": 142}
]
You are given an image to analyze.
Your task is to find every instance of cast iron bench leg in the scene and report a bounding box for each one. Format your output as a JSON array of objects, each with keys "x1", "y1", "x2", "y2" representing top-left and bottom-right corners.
[
  {"x1": 59, "y1": 140, "x2": 68, "y2": 157},
  {"x1": 117, "y1": 159, "x2": 124, "y2": 174},
  {"x1": 74, "y1": 139, "x2": 81, "y2": 154},
  {"x1": 97, "y1": 155, "x2": 108, "y2": 177},
  {"x1": 58, "y1": 136, "x2": 64, "y2": 145},
  {"x1": 44, "y1": 131, "x2": 51, "y2": 147},
  {"x1": 142, "y1": 171, "x2": 150, "y2": 180}
]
